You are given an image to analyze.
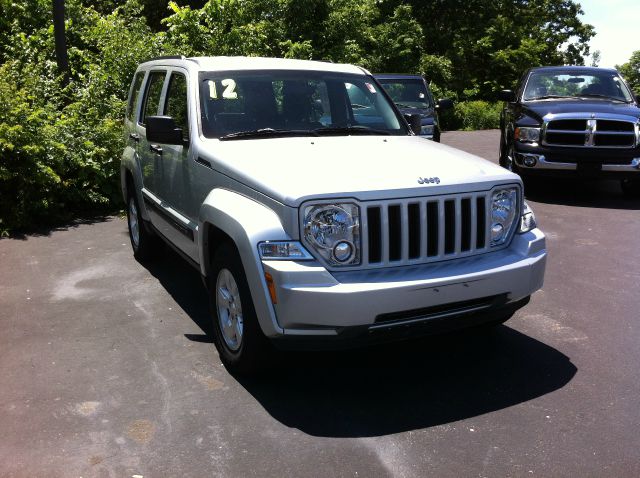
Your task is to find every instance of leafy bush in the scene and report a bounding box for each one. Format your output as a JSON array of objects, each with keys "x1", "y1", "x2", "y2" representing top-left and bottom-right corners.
[
  {"x1": 0, "y1": 0, "x2": 158, "y2": 231},
  {"x1": 440, "y1": 101, "x2": 502, "y2": 131},
  {"x1": 0, "y1": 0, "x2": 594, "y2": 232}
]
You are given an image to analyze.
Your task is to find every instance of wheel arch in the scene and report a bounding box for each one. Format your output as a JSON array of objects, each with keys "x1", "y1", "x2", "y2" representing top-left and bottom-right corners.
[{"x1": 198, "y1": 189, "x2": 291, "y2": 336}]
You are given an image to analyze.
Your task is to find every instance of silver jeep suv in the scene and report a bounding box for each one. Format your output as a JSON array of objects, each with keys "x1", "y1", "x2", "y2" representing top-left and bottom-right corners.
[{"x1": 121, "y1": 56, "x2": 546, "y2": 373}]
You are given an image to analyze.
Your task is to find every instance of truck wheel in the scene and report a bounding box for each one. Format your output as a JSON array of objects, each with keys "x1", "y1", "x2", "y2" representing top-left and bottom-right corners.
[
  {"x1": 126, "y1": 191, "x2": 159, "y2": 261},
  {"x1": 499, "y1": 141, "x2": 520, "y2": 174},
  {"x1": 621, "y1": 179, "x2": 640, "y2": 198},
  {"x1": 209, "y1": 243, "x2": 271, "y2": 375}
]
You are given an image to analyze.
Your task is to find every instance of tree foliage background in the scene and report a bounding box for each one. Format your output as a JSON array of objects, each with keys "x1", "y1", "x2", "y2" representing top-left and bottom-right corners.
[{"x1": 0, "y1": 0, "x2": 617, "y2": 232}]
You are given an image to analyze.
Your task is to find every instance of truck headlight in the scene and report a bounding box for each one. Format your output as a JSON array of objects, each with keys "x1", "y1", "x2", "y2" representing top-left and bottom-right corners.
[
  {"x1": 490, "y1": 187, "x2": 519, "y2": 246},
  {"x1": 303, "y1": 203, "x2": 360, "y2": 266},
  {"x1": 518, "y1": 201, "x2": 537, "y2": 234},
  {"x1": 420, "y1": 124, "x2": 434, "y2": 136},
  {"x1": 515, "y1": 127, "x2": 540, "y2": 143}
]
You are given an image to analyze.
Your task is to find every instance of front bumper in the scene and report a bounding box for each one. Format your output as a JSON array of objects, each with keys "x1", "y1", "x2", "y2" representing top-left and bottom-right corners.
[
  {"x1": 514, "y1": 143, "x2": 640, "y2": 178},
  {"x1": 260, "y1": 228, "x2": 546, "y2": 341}
]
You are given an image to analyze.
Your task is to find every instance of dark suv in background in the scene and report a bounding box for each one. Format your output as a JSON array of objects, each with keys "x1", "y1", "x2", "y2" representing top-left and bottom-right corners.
[
  {"x1": 375, "y1": 74, "x2": 453, "y2": 141},
  {"x1": 498, "y1": 66, "x2": 640, "y2": 195}
]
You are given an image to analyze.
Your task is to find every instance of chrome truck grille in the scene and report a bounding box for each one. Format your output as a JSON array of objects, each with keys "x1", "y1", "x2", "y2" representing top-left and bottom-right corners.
[
  {"x1": 361, "y1": 192, "x2": 492, "y2": 268},
  {"x1": 542, "y1": 115, "x2": 638, "y2": 148}
]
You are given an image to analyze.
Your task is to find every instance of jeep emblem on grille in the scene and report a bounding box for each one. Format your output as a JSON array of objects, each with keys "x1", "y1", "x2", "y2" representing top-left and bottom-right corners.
[{"x1": 418, "y1": 177, "x2": 440, "y2": 185}]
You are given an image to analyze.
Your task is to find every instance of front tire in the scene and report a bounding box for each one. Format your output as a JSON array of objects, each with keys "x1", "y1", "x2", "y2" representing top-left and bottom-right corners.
[
  {"x1": 209, "y1": 243, "x2": 272, "y2": 375},
  {"x1": 499, "y1": 137, "x2": 518, "y2": 174}
]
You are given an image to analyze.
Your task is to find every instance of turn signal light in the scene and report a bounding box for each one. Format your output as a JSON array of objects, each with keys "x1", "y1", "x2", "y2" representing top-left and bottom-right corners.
[{"x1": 265, "y1": 272, "x2": 278, "y2": 304}]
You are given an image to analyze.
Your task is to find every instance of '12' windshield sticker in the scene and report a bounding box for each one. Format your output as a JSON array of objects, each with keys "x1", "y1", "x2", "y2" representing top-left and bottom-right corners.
[
  {"x1": 365, "y1": 83, "x2": 377, "y2": 94},
  {"x1": 208, "y1": 79, "x2": 238, "y2": 100}
]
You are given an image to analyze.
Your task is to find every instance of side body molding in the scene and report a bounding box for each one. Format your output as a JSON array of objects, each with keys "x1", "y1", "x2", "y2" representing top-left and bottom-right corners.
[{"x1": 199, "y1": 189, "x2": 291, "y2": 336}]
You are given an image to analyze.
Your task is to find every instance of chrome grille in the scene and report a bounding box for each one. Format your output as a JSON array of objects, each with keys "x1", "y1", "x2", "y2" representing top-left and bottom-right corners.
[
  {"x1": 543, "y1": 116, "x2": 638, "y2": 148},
  {"x1": 362, "y1": 192, "x2": 491, "y2": 268}
]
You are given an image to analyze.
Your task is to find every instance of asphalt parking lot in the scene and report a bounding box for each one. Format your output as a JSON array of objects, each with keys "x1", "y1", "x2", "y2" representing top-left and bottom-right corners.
[{"x1": 1, "y1": 129, "x2": 640, "y2": 477}]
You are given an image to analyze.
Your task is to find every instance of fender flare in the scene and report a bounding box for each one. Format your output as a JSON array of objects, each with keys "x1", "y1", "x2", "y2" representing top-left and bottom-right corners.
[
  {"x1": 120, "y1": 148, "x2": 151, "y2": 222},
  {"x1": 199, "y1": 189, "x2": 291, "y2": 336}
]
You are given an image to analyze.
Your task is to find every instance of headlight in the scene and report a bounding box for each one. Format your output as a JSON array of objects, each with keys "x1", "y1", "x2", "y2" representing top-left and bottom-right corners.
[
  {"x1": 518, "y1": 201, "x2": 537, "y2": 233},
  {"x1": 303, "y1": 203, "x2": 360, "y2": 266},
  {"x1": 259, "y1": 241, "x2": 313, "y2": 260},
  {"x1": 490, "y1": 187, "x2": 519, "y2": 246},
  {"x1": 420, "y1": 124, "x2": 434, "y2": 136},
  {"x1": 515, "y1": 126, "x2": 540, "y2": 143}
]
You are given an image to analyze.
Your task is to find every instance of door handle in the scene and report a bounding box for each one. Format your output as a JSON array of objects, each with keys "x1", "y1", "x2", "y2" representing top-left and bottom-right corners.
[
  {"x1": 129, "y1": 133, "x2": 140, "y2": 142},
  {"x1": 150, "y1": 144, "x2": 163, "y2": 155}
]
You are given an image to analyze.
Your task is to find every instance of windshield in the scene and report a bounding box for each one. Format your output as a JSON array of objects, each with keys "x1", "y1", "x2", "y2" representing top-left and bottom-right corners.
[
  {"x1": 523, "y1": 70, "x2": 633, "y2": 102},
  {"x1": 198, "y1": 70, "x2": 407, "y2": 139},
  {"x1": 376, "y1": 78, "x2": 434, "y2": 109}
]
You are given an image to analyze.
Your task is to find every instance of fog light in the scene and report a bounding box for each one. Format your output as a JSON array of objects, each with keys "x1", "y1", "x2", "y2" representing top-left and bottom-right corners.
[
  {"x1": 491, "y1": 223, "x2": 504, "y2": 242},
  {"x1": 523, "y1": 155, "x2": 537, "y2": 167},
  {"x1": 333, "y1": 241, "x2": 354, "y2": 262}
]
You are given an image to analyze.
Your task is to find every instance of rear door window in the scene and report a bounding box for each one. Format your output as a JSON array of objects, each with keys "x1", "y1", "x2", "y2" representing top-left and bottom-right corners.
[{"x1": 126, "y1": 71, "x2": 145, "y2": 123}]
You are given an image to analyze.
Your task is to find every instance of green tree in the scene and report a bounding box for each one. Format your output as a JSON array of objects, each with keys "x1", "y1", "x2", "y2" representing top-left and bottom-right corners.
[
  {"x1": 381, "y1": 0, "x2": 594, "y2": 99},
  {"x1": 52, "y1": 0, "x2": 70, "y2": 84},
  {"x1": 617, "y1": 50, "x2": 640, "y2": 92}
]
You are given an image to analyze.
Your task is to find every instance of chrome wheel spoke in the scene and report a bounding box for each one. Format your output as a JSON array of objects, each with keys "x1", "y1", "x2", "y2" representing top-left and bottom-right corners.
[
  {"x1": 129, "y1": 200, "x2": 140, "y2": 248},
  {"x1": 215, "y1": 268, "x2": 244, "y2": 351}
]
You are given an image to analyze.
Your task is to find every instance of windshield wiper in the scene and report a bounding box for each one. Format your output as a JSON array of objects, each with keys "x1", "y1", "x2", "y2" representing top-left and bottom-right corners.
[
  {"x1": 577, "y1": 94, "x2": 628, "y2": 103},
  {"x1": 314, "y1": 126, "x2": 392, "y2": 136},
  {"x1": 395, "y1": 102, "x2": 419, "y2": 109},
  {"x1": 219, "y1": 128, "x2": 318, "y2": 141},
  {"x1": 527, "y1": 95, "x2": 573, "y2": 101}
]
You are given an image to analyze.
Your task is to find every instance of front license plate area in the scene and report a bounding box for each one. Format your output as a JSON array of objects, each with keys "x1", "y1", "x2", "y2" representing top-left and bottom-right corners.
[{"x1": 577, "y1": 161, "x2": 602, "y2": 176}]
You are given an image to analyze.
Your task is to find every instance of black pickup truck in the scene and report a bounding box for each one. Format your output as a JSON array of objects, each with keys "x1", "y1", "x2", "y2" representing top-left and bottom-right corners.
[{"x1": 498, "y1": 66, "x2": 640, "y2": 195}]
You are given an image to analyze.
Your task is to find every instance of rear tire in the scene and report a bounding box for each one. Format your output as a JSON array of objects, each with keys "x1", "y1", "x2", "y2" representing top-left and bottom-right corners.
[
  {"x1": 209, "y1": 243, "x2": 272, "y2": 375},
  {"x1": 126, "y1": 190, "x2": 159, "y2": 262}
]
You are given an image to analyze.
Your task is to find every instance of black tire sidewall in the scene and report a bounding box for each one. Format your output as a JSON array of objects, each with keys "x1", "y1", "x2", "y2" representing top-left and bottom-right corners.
[
  {"x1": 126, "y1": 190, "x2": 157, "y2": 261},
  {"x1": 208, "y1": 244, "x2": 267, "y2": 374},
  {"x1": 126, "y1": 193, "x2": 142, "y2": 256},
  {"x1": 621, "y1": 179, "x2": 640, "y2": 198}
]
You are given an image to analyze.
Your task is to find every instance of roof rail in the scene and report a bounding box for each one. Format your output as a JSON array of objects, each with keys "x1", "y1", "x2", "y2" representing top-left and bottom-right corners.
[{"x1": 142, "y1": 55, "x2": 186, "y2": 63}]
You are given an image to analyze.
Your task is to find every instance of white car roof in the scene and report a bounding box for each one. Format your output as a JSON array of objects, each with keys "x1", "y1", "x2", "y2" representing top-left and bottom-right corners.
[
  {"x1": 191, "y1": 56, "x2": 365, "y2": 74},
  {"x1": 140, "y1": 56, "x2": 367, "y2": 75}
]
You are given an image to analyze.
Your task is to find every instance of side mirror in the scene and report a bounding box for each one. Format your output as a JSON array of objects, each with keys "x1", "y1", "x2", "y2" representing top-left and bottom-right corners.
[
  {"x1": 404, "y1": 113, "x2": 422, "y2": 135},
  {"x1": 436, "y1": 98, "x2": 454, "y2": 110},
  {"x1": 498, "y1": 89, "x2": 516, "y2": 102},
  {"x1": 146, "y1": 116, "x2": 185, "y2": 145}
]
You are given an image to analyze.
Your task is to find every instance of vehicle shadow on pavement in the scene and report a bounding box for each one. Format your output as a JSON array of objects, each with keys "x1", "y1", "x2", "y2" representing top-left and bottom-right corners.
[
  {"x1": 236, "y1": 327, "x2": 576, "y2": 438},
  {"x1": 140, "y1": 245, "x2": 215, "y2": 339},
  {"x1": 524, "y1": 178, "x2": 640, "y2": 210},
  {"x1": 140, "y1": 242, "x2": 576, "y2": 439},
  {"x1": 1, "y1": 214, "x2": 116, "y2": 240}
]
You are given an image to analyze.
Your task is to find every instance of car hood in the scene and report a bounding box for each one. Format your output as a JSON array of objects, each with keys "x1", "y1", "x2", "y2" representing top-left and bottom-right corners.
[
  {"x1": 521, "y1": 99, "x2": 640, "y2": 123},
  {"x1": 398, "y1": 106, "x2": 436, "y2": 122},
  {"x1": 200, "y1": 136, "x2": 518, "y2": 207}
]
